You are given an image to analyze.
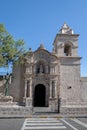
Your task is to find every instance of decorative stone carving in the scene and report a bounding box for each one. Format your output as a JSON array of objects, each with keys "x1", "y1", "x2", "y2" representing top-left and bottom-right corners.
[{"x1": 0, "y1": 93, "x2": 13, "y2": 102}]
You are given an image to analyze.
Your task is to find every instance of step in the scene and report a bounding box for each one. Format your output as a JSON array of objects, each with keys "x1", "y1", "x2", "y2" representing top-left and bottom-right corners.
[
  {"x1": 33, "y1": 107, "x2": 51, "y2": 112},
  {"x1": 26, "y1": 118, "x2": 57, "y2": 120}
]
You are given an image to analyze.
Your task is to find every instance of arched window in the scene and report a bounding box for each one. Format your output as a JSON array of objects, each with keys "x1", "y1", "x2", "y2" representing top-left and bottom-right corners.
[{"x1": 64, "y1": 44, "x2": 72, "y2": 56}]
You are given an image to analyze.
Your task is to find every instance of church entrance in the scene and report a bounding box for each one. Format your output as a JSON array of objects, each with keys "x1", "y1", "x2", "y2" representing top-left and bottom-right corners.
[{"x1": 34, "y1": 84, "x2": 46, "y2": 107}]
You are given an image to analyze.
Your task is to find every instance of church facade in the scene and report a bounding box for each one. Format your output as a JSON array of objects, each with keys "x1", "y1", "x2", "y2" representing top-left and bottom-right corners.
[{"x1": 7, "y1": 24, "x2": 87, "y2": 114}]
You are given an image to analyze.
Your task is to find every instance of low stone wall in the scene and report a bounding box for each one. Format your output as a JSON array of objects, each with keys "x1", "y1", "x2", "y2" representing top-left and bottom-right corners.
[
  {"x1": 0, "y1": 105, "x2": 33, "y2": 116},
  {"x1": 0, "y1": 105, "x2": 87, "y2": 116},
  {"x1": 60, "y1": 106, "x2": 87, "y2": 114}
]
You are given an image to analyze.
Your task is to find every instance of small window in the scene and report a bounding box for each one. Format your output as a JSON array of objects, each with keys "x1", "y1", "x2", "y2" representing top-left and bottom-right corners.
[
  {"x1": 64, "y1": 44, "x2": 71, "y2": 56},
  {"x1": 67, "y1": 86, "x2": 72, "y2": 89}
]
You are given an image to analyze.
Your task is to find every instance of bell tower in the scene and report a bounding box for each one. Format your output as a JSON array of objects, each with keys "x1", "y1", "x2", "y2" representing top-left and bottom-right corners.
[
  {"x1": 53, "y1": 23, "x2": 79, "y2": 57},
  {"x1": 53, "y1": 23, "x2": 82, "y2": 113}
]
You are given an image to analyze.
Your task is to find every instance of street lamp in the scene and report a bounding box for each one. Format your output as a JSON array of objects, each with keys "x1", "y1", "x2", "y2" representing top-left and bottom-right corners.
[{"x1": 5, "y1": 72, "x2": 9, "y2": 96}]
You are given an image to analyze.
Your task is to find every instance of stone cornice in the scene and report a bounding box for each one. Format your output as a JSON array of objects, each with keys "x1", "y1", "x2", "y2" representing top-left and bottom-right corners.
[
  {"x1": 58, "y1": 56, "x2": 82, "y2": 59},
  {"x1": 24, "y1": 73, "x2": 58, "y2": 78},
  {"x1": 57, "y1": 34, "x2": 79, "y2": 37},
  {"x1": 53, "y1": 33, "x2": 79, "y2": 45}
]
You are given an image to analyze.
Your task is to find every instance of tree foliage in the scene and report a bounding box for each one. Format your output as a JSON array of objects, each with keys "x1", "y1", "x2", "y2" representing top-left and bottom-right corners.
[{"x1": 0, "y1": 24, "x2": 25, "y2": 67}]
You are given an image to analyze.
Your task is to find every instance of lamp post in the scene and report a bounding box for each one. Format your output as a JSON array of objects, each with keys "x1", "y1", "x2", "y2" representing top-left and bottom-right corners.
[{"x1": 5, "y1": 72, "x2": 9, "y2": 96}]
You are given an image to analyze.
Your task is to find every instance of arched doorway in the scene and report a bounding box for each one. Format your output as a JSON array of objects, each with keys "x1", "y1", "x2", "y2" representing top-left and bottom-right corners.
[{"x1": 34, "y1": 84, "x2": 46, "y2": 107}]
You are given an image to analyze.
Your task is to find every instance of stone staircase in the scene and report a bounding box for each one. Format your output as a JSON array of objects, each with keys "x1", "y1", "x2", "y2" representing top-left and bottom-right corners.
[
  {"x1": 21, "y1": 117, "x2": 66, "y2": 130},
  {"x1": 33, "y1": 107, "x2": 51, "y2": 113}
]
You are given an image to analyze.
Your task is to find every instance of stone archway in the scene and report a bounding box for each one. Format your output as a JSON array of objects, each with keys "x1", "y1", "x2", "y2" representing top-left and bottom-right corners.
[{"x1": 34, "y1": 84, "x2": 46, "y2": 107}]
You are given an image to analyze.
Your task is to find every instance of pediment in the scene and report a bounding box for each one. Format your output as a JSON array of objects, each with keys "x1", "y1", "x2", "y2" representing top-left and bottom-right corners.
[{"x1": 34, "y1": 49, "x2": 51, "y2": 63}]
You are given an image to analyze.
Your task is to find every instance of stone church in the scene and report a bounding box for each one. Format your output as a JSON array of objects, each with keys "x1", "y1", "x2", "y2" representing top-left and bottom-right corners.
[{"x1": 1, "y1": 23, "x2": 87, "y2": 114}]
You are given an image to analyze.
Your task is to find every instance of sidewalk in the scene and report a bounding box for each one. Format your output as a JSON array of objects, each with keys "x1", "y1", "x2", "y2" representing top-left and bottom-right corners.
[{"x1": 0, "y1": 113, "x2": 87, "y2": 119}]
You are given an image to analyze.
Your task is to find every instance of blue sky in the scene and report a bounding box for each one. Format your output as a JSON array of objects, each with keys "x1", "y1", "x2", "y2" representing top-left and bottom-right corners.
[{"x1": 0, "y1": 0, "x2": 87, "y2": 76}]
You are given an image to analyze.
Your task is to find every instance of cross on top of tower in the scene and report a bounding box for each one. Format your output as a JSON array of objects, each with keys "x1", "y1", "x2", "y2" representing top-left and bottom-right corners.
[
  {"x1": 59, "y1": 23, "x2": 74, "y2": 34},
  {"x1": 38, "y1": 43, "x2": 45, "y2": 50}
]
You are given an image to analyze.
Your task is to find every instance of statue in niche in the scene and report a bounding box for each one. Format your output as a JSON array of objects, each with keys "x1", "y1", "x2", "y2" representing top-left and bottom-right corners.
[
  {"x1": 40, "y1": 64, "x2": 43, "y2": 73},
  {"x1": 36, "y1": 63, "x2": 45, "y2": 74}
]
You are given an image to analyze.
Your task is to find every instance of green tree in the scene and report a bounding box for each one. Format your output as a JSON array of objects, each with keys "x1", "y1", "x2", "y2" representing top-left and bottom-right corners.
[{"x1": 0, "y1": 24, "x2": 25, "y2": 67}]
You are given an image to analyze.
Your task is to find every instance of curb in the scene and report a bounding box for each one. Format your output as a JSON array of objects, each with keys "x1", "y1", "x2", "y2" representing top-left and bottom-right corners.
[{"x1": 0, "y1": 114, "x2": 87, "y2": 119}]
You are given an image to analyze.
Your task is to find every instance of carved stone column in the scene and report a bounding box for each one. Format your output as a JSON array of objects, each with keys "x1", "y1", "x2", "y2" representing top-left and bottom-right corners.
[
  {"x1": 52, "y1": 81, "x2": 55, "y2": 98},
  {"x1": 24, "y1": 79, "x2": 32, "y2": 108},
  {"x1": 30, "y1": 79, "x2": 32, "y2": 98},
  {"x1": 50, "y1": 81, "x2": 52, "y2": 98},
  {"x1": 55, "y1": 81, "x2": 57, "y2": 98},
  {"x1": 24, "y1": 80, "x2": 27, "y2": 98},
  {"x1": 26, "y1": 80, "x2": 30, "y2": 97},
  {"x1": 49, "y1": 80, "x2": 58, "y2": 112},
  {"x1": 46, "y1": 65, "x2": 48, "y2": 73}
]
